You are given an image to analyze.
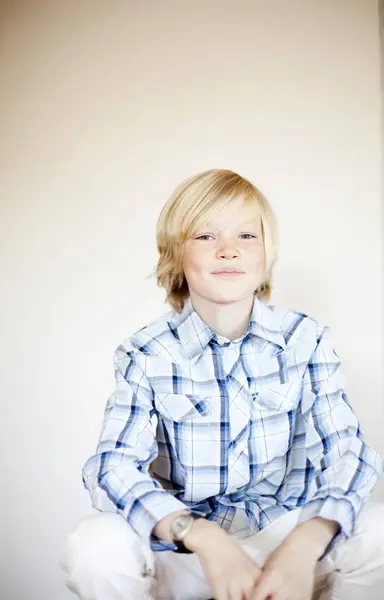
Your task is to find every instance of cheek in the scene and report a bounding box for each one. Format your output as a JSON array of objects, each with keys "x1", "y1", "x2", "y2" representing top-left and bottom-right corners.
[
  {"x1": 245, "y1": 248, "x2": 264, "y2": 267},
  {"x1": 182, "y1": 254, "x2": 204, "y2": 279},
  {"x1": 183, "y1": 247, "x2": 207, "y2": 272}
]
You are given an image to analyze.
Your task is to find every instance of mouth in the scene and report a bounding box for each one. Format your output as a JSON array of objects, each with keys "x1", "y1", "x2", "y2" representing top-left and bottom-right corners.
[{"x1": 212, "y1": 271, "x2": 244, "y2": 276}]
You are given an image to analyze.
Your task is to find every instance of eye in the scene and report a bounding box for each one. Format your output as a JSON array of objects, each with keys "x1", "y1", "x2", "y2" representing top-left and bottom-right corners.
[
  {"x1": 240, "y1": 234, "x2": 257, "y2": 239},
  {"x1": 195, "y1": 233, "x2": 258, "y2": 241}
]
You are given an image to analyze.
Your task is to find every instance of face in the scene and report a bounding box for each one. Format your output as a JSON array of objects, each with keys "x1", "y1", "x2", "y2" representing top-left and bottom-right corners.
[{"x1": 182, "y1": 196, "x2": 265, "y2": 305}]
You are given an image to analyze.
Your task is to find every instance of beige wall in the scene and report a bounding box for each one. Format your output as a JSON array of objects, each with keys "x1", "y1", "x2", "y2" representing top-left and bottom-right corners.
[{"x1": 0, "y1": 1, "x2": 382, "y2": 598}]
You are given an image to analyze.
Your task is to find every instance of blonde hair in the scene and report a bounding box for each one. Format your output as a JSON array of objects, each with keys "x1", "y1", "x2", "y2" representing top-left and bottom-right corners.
[{"x1": 148, "y1": 169, "x2": 278, "y2": 312}]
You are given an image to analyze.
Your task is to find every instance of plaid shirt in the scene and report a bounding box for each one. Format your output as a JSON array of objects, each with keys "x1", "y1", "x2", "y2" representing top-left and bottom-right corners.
[{"x1": 82, "y1": 296, "x2": 382, "y2": 553}]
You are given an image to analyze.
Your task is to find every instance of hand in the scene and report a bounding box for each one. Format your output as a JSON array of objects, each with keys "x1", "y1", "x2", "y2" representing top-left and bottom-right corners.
[
  {"x1": 251, "y1": 530, "x2": 320, "y2": 600},
  {"x1": 185, "y1": 519, "x2": 263, "y2": 600},
  {"x1": 251, "y1": 516, "x2": 339, "y2": 600}
]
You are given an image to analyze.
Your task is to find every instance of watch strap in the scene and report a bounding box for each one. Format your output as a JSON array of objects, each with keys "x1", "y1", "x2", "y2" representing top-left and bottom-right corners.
[{"x1": 173, "y1": 539, "x2": 193, "y2": 554}]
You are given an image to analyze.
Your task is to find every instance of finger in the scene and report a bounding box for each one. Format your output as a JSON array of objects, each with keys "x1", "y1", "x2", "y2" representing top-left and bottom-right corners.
[
  {"x1": 251, "y1": 573, "x2": 275, "y2": 600},
  {"x1": 244, "y1": 573, "x2": 263, "y2": 600},
  {"x1": 214, "y1": 582, "x2": 229, "y2": 600},
  {"x1": 229, "y1": 578, "x2": 256, "y2": 600},
  {"x1": 227, "y1": 580, "x2": 243, "y2": 600},
  {"x1": 242, "y1": 575, "x2": 261, "y2": 600}
]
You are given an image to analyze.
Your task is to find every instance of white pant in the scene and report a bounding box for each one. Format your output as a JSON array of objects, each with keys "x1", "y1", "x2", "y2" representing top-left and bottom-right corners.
[{"x1": 62, "y1": 502, "x2": 384, "y2": 600}]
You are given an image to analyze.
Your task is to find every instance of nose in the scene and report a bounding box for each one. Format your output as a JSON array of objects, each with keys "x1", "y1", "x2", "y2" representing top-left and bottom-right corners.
[{"x1": 217, "y1": 243, "x2": 239, "y2": 259}]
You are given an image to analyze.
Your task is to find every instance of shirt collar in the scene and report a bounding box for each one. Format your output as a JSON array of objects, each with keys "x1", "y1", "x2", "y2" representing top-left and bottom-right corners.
[{"x1": 171, "y1": 295, "x2": 286, "y2": 360}]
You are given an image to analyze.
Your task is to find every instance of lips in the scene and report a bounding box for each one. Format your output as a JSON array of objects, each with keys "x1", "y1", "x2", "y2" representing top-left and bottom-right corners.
[{"x1": 212, "y1": 271, "x2": 244, "y2": 274}]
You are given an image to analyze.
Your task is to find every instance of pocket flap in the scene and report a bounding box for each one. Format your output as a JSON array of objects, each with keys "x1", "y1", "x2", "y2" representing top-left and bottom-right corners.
[
  {"x1": 156, "y1": 393, "x2": 210, "y2": 422},
  {"x1": 252, "y1": 380, "x2": 301, "y2": 411}
]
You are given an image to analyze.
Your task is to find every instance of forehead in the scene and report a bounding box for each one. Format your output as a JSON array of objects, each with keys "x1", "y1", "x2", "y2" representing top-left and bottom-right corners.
[{"x1": 199, "y1": 198, "x2": 261, "y2": 229}]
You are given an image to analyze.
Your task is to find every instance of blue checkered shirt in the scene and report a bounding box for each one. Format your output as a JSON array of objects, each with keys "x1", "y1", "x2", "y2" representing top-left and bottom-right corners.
[{"x1": 82, "y1": 296, "x2": 382, "y2": 553}]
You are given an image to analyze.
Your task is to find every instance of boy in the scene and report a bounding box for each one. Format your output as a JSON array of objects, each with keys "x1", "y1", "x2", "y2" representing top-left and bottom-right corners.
[{"x1": 63, "y1": 169, "x2": 383, "y2": 600}]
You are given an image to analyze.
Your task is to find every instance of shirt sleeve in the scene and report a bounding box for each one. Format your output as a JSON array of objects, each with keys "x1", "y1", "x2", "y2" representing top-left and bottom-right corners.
[
  {"x1": 296, "y1": 324, "x2": 382, "y2": 557},
  {"x1": 82, "y1": 342, "x2": 188, "y2": 550}
]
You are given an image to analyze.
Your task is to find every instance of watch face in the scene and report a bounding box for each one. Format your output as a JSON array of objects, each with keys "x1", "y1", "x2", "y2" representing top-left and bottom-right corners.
[{"x1": 171, "y1": 515, "x2": 192, "y2": 540}]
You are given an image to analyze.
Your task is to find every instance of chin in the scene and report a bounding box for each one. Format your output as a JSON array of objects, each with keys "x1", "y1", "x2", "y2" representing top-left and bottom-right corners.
[{"x1": 203, "y1": 289, "x2": 253, "y2": 304}]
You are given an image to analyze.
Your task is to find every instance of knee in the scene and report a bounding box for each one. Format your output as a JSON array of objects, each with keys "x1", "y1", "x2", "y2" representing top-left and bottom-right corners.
[
  {"x1": 337, "y1": 502, "x2": 384, "y2": 572},
  {"x1": 62, "y1": 512, "x2": 145, "y2": 584},
  {"x1": 354, "y1": 501, "x2": 384, "y2": 554}
]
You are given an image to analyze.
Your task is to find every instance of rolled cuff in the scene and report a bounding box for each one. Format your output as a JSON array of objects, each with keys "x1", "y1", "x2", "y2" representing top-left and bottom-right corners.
[
  {"x1": 297, "y1": 496, "x2": 356, "y2": 559},
  {"x1": 128, "y1": 489, "x2": 189, "y2": 551}
]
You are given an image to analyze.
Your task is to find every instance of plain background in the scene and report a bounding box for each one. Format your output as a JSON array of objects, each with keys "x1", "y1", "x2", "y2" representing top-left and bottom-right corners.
[{"x1": 1, "y1": 1, "x2": 383, "y2": 599}]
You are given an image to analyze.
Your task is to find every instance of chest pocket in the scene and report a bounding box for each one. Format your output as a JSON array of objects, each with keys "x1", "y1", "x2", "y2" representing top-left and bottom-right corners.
[
  {"x1": 155, "y1": 393, "x2": 222, "y2": 473},
  {"x1": 252, "y1": 380, "x2": 301, "y2": 412},
  {"x1": 249, "y1": 380, "x2": 301, "y2": 468}
]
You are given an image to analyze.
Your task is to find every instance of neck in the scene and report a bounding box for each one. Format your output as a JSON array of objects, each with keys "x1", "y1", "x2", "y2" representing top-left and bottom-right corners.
[{"x1": 188, "y1": 293, "x2": 255, "y2": 341}]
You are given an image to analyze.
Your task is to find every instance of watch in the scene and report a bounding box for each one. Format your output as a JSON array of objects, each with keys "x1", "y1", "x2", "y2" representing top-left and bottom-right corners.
[{"x1": 170, "y1": 513, "x2": 202, "y2": 553}]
